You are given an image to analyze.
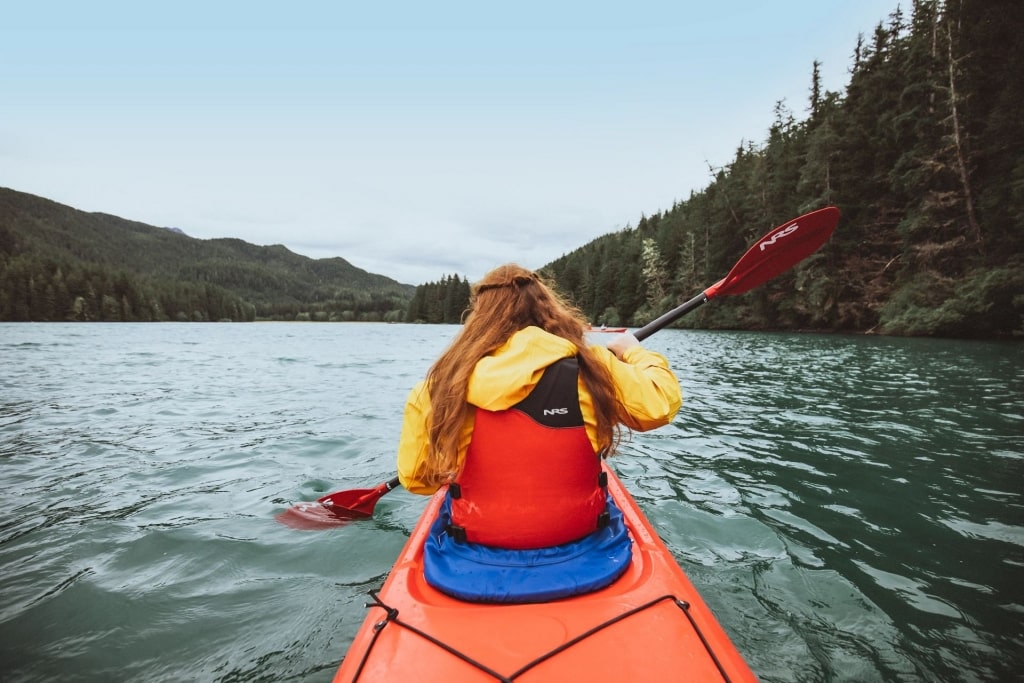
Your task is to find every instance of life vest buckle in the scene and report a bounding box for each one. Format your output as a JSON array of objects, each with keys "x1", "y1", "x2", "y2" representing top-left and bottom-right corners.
[{"x1": 446, "y1": 524, "x2": 467, "y2": 543}]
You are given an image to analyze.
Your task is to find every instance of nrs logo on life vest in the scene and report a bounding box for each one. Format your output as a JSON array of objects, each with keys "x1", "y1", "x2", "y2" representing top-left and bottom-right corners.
[
  {"x1": 543, "y1": 408, "x2": 569, "y2": 416},
  {"x1": 759, "y1": 222, "x2": 799, "y2": 251}
]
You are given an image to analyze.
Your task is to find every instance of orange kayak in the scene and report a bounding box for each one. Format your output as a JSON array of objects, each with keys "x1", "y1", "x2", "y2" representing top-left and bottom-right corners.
[{"x1": 332, "y1": 464, "x2": 757, "y2": 682}]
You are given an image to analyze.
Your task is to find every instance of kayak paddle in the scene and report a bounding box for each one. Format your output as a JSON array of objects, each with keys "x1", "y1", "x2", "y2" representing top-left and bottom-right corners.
[
  {"x1": 278, "y1": 206, "x2": 839, "y2": 529},
  {"x1": 276, "y1": 477, "x2": 400, "y2": 530},
  {"x1": 634, "y1": 205, "x2": 839, "y2": 340}
]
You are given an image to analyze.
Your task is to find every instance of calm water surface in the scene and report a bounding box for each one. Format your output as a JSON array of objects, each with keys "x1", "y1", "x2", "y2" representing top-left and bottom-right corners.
[{"x1": 1, "y1": 323, "x2": 1021, "y2": 682}]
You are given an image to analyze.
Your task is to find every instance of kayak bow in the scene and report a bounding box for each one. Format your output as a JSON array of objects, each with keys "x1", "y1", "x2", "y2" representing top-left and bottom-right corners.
[{"x1": 333, "y1": 464, "x2": 756, "y2": 682}]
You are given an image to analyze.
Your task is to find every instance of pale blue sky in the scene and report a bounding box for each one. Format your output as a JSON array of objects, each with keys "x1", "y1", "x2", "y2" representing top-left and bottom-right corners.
[{"x1": 2, "y1": 1, "x2": 901, "y2": 284}]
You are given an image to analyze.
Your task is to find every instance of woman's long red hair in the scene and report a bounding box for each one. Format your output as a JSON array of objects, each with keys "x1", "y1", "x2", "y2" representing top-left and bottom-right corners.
[{"x1": 421, "y1": 264, "x2": 627, "y2": 488}]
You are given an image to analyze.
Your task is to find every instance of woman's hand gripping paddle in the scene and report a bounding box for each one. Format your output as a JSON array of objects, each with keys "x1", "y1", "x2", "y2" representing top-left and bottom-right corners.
[{"x1": 277, "y1": 206, "x2": 839, "y2": 529}]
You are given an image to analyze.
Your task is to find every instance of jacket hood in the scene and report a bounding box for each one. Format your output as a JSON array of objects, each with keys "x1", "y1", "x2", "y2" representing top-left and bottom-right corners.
[{"x1": 466, "y1": 326, "x2": 577, "y2": 411}]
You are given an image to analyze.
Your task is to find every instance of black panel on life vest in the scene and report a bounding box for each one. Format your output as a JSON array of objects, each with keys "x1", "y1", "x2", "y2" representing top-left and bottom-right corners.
[{"x1": 511, "y1": 357, "x2": 584, "y2": 428}]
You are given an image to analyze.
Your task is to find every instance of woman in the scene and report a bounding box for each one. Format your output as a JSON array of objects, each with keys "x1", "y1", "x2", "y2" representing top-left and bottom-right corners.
[{"x1": 397, "y1": 264, "x2": 681, "y2": 602}]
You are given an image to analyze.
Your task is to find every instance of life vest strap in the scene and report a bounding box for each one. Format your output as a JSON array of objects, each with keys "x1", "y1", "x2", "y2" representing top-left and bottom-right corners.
[
  {"x1": 446, "y1": 514, "x2": 609, "y2": 545},
  {"x1": 448, "y1": 452, "x2": 612, "y2": 545}
]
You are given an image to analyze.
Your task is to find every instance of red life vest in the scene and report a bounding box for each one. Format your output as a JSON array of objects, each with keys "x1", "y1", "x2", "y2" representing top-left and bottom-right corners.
[{"x1": 449, "y1": 358, "x2": 608, "y2": 549}]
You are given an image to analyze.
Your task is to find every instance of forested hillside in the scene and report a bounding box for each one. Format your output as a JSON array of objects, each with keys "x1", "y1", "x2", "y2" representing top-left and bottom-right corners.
[
  {"x1": 0, "y1": 188, "x2": 414, "y2": 322},
  {"x1": 542, "y1": 0, "x2": 1022, "y2": 338},
  {"x1": 405, "y1": 274, "x2": 472, "y2": 324},
  {"x1": 4, "y1": 1, "x2": 1021, "y2": 336}
]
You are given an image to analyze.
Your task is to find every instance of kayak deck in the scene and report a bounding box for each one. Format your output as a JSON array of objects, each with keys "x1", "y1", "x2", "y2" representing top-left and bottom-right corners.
[{"x1": 333, "y1": 466, "x2": 756, "y2": 682}]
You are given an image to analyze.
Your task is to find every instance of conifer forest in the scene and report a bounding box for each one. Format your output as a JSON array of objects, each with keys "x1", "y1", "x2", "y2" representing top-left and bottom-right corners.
[{"x1": 2, "y1": 1, "x2": 1021, "y2": 337}]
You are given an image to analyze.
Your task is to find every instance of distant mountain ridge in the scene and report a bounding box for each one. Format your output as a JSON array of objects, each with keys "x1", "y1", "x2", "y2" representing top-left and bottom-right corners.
[{"x1": 0, "y1": 187, "x2": 414, "y2": 322}]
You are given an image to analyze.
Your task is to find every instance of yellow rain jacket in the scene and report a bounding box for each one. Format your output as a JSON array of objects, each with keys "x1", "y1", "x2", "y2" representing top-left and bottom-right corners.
[{"x1": 397, "y1": 326, "x2": 682, "y2": 495}]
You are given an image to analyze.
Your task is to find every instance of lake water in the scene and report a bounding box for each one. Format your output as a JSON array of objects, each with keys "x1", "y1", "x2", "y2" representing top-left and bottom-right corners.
[{"x1": 1, "y1": 323, "x2": 1021, "y2": 682}]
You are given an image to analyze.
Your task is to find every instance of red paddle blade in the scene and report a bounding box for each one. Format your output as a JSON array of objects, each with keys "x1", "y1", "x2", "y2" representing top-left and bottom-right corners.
[
  {"x1": 275, "y1": 477, "x2": 401, "y2": 530},
  {"x1": 317, "y1": 481, "x2": 395, "y2": 516},
  {"x1": 708, "y1": 206, "x2": 840, "y2": 298}
]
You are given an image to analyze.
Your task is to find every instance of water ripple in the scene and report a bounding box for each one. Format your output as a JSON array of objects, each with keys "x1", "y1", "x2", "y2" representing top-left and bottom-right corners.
[{"x1": 1, "y1": 323, "x2": 1021, "y2": 682}]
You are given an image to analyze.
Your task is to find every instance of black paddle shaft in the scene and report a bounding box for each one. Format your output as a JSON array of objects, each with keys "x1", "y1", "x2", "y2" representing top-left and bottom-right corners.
[{"x1": 633, "y1": 291, "x2": 708, "y2": 341}]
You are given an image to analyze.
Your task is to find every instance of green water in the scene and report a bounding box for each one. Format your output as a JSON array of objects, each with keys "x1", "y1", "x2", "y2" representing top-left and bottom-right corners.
[{"x1": 1, "y1": 323, "x2": 1021, "y2": 682}]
